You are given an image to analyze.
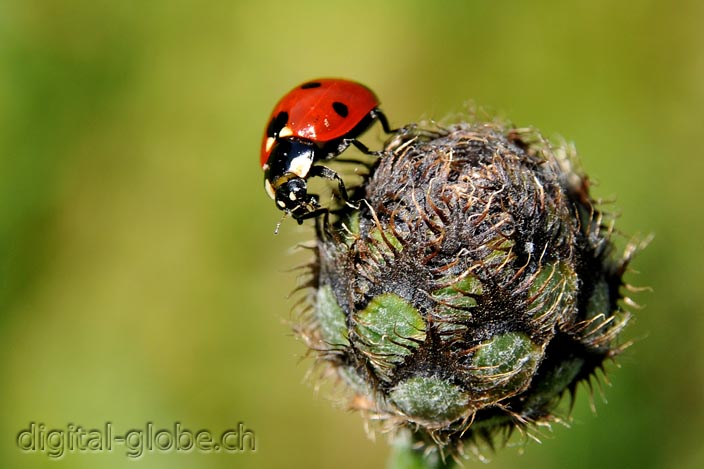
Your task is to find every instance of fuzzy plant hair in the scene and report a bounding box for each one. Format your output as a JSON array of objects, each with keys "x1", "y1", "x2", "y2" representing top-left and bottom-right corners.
[{"x1": 292, "y1": 120, "x2": 644, "y2": 466}]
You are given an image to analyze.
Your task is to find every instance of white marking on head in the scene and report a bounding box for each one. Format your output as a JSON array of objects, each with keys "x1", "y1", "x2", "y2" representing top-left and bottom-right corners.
[
  {"x1": 288, "y1": 153, "x2": 314, "y2": 178},
  {"x1": 289, "y1": 192, "x2": 297, "y2": 201},
  {"x1": 277, "y1": 200, "x2": 286, "y2": 208},
  {"x1": 278, "y1": 126, "x2": 293, "y2": 138},
  {"x1": 264, "y1": 179, "x2": 276, "y2": 200}
]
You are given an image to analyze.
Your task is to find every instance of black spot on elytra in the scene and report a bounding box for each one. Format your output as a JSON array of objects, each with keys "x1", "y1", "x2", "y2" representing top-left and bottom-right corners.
[
  {"x1": 267, "y1": 111, "x2": 289, "y2": 137},
  {"x1": 301, "y1": 82, "x2": 322, "y2": 89},
  {"x1": 332, "y1": 101, "x2": 349, "y2": 118}
]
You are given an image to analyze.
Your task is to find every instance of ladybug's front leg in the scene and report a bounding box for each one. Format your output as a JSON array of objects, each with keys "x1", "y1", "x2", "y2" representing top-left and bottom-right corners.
[
  {"x1": 336, "y1": 138, "x2": 386, "y2": 158},
  {"x1": 308, "y1": 165, "x2": 350, "y2": 202},
  {"x1": 292, "y1": 206, "x2": 327, "y2": 224}
]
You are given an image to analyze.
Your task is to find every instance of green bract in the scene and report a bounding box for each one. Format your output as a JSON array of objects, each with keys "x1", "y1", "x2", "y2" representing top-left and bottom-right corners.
[{"x1": 296, "y1": 122, "x2": 641, "y2": 459}]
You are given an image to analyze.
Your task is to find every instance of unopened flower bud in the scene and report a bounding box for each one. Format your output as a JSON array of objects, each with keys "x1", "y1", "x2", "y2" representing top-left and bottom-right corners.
[{"x1": 295, "y1": 121, "x2": 642, "y2": 461}]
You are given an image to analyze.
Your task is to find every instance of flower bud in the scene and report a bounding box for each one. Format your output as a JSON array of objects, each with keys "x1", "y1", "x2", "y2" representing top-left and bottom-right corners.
[{"x1": 295, "y1": 121, "x2": 642, "y2": 459}]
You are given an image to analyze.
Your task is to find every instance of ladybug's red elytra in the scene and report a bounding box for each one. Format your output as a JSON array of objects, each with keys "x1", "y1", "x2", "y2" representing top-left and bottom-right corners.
[{"x1": 261, "y1": 78, "x2": 395, "y2": 223}]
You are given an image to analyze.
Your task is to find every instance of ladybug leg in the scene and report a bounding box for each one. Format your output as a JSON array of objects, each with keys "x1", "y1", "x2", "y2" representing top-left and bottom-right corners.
[
  {"x1": 337, "y1": 138, "x2": 385, "y2": 157},
  {"x1": 293, "y1": 206, "x2": 328, "y2": 224},
  {"x1": 287, "y1": 192, "x2": 327, "y2": 224},
  {"x1": 369, "y1": 109, "x2": 399, "y2": 134},
  {"x1": 308, "y1": 165, "x2": 350, "y2": 202}
]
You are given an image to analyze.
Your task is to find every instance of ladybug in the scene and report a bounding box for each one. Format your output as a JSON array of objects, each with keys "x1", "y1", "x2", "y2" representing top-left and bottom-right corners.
[{"x1": 261, "y1": 78, "x2": 395, "y2": 222}]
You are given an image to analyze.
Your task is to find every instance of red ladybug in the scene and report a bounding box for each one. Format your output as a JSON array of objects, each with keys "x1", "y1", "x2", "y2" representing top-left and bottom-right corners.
[{"x1": 261, "y1": 78, "x2": 395, "y2": 222}]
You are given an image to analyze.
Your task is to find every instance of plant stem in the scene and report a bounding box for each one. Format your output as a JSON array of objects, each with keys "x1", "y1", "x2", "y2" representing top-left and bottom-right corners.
[{"x1": 387, "y1": 431, "x2": 458, "y2": 469}]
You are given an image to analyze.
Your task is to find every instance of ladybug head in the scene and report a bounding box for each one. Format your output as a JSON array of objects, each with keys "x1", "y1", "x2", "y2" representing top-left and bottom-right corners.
[
  {"x1": 272, "y1": 175, "x2": 320, "y2": 219},
  {"x1": 264, "y1": 139, "x2": 320, "y2": 220}
]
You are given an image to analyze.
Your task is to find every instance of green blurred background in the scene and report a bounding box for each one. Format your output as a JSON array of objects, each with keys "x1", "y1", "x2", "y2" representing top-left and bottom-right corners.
[{"x1": 1, "y1": 1, "x2": 702, "y2": 468}]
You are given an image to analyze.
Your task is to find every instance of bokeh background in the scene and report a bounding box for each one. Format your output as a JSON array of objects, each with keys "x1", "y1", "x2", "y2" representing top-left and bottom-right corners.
[{"x1": 1, "y1": 1, "x2": 702, "y2": 468}]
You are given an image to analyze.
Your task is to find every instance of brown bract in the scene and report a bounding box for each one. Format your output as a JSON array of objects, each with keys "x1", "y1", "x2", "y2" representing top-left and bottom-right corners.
[{"x1": 294, "y1": 121, "x2": 643, "y2": 461}]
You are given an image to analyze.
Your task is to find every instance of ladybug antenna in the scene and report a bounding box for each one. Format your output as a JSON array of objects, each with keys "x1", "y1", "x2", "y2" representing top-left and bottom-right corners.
[{"x1": 274, "y1": 211, "x2": 288, "y2": 235}]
